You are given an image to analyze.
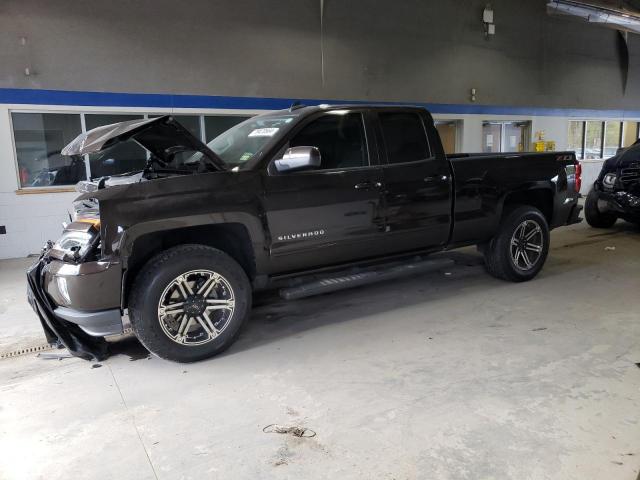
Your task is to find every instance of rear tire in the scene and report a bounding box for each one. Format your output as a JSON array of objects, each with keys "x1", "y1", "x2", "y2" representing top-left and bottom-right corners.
[
  {"x1": 129, "y1": 244, "x2": 251, "y2": 363},
  {"x1": 585, "y1": 188, "x2": 617, "y2": 228},
  {"x1": 483, "y1": 206, "x2": 550, "y2": 282}
]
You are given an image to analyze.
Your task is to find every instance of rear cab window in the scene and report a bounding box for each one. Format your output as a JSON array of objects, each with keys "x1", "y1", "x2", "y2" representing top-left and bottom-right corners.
[{"x1": 378, "y1": 111, "x2": 431, "y2": 164}]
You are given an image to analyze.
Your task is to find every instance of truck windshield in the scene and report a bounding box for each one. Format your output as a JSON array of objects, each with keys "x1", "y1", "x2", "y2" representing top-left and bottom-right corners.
[{"x1": 207, "y1": 115, "x2": 296, "y2": 168}]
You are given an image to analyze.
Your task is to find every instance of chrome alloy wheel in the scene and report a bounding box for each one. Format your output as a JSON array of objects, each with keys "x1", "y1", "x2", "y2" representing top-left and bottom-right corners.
[
  {"x1": 157, "y1": 269, "x2": 235, "y2": 346},
  {"x1": 509, "y1": 220, "x2": 544, "y2": 271}
]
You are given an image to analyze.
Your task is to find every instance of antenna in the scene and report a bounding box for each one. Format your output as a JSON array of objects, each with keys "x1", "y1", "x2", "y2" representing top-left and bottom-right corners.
[{"x1": 289, "y1": 101, "x2": 305, "y2": 111}]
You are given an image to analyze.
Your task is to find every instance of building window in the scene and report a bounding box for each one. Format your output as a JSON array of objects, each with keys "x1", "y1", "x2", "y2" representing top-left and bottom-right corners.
[
  {"x1": 11, "y1": 111, "x2": 256, "y2": 189},
  {"x1": 482, "y1": 121, "x2": 531, "y2": 153},
  {"x1": 11, "y1": 112, "x2": 85, "y2": 188},
  {"x1": 567, "y1": 120, "x2": 631, "y2": 160},
  {"x1": 567, "y1": 121, "x2": 585, "y2": 160},
  {"x1": 622, "y1": 121, "x2": 640, "y2": 148},
  {"x1": 604, "y1": 121, "x2": 622, "y2": 158},
  {"x1": 584, "y1": 121, "x2": 604, "y2": 159},
  {"x1": 205, "y1": 115, "x2": 251, "y2": 142}
]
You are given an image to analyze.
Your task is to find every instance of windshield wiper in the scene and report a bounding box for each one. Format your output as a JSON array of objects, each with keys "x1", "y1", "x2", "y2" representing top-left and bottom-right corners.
[{"x1": 143, "y1": 154, "x2": 167, "y2": 178}]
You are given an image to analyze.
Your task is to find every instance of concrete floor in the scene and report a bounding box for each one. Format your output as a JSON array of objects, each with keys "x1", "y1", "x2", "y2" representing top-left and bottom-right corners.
[{"x1": 1, "y1": 221, "x2": 639, "y2": 480}]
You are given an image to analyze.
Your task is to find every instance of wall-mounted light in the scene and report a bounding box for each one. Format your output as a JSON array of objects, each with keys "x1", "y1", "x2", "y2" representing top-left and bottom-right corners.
[
  {"x1": 20, "y1": 36, "x2": 35, "y2": 77},
  {"x1": 483, "y1": 4, "x2": 495, "y2": 36},
  {"x1": 470, "y1": 88, "x2": 477, "y2": 102}
]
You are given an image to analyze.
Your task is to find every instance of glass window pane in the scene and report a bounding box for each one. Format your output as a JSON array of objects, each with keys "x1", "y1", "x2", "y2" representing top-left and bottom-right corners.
[
  {"x1": 12, "y1": 112, "x2": 85, "y2": 187},
  {"x1": 482, "y1": 122, "x2": 502, "y2": 153},
  {"x1": 567, "y1": 121, "x2": 584, "y2": 160},
  {"x1": 84, "y1": 114, "x2": 146, "y2": 178},
  {"x1": 149, "y1": 114, "x2": 201, "y2": 140},
  {"x1": 584, "y1": 121, "x2": 603, "y2": 159},
  {"x1": 621, "y1": 121, "x2": 639, "y2": 148},
  {"x1": 379, "y1": 112, "x2": 430, "y2": 163},
  {"x1": 290, "y1": 113, "x2": 368, "y2": 169},
  {"x1": 205, "y1": 116, "x2": 251, "y2": 142},
  {"x1": 603, "y1": 121, "x2": 622, "y2": 158}
]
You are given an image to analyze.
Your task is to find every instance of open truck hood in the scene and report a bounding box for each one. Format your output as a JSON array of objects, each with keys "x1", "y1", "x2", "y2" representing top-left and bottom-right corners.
[{"x1": 62, "y1": 115, "x2": 226, "y2": 171}]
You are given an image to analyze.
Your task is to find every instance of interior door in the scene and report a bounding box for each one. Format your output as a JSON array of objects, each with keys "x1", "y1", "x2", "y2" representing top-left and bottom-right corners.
[
  {"x1": 435, "y1": 121, "x2": 457, "y2": 154},
  {"x1": 376, "y1": 110, "x2": 452, "y2": 252},
  {"x1": 262, "y1": 111, "x2": 386, "y2": 274}
]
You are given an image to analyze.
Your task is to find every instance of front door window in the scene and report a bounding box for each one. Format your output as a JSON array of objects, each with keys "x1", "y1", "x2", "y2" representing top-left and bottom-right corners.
[{"x1": 290, "y1": 112, "x2": 368, "y2": 169}]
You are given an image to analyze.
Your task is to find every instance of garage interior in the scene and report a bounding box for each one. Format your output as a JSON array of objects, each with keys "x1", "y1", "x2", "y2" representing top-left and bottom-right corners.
[{"x1": 1, "y1": 1, "x2": 639, "y2": 479}]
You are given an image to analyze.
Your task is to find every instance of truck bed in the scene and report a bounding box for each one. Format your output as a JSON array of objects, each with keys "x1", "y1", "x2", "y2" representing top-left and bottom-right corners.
[{"x1": 446, "y1": 151, "x2": 579, "y2": 246}]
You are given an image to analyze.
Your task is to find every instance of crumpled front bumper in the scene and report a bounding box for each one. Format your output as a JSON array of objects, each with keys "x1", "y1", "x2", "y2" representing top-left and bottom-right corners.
[
  {"x1": 597, "y1": 189, "x2": 640, "y2": 216},
  {"x1": 26, "y1": 256, "x2": 124, "y2": 360}
]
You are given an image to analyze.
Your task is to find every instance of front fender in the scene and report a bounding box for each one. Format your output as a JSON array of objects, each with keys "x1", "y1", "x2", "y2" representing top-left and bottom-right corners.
[{"x1": 117, "y1": 212, "x2": 266, "y2": 270}]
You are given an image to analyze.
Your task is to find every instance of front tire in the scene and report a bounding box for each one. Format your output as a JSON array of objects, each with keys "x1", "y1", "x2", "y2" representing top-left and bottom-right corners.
[
  {"x1": 129, "y1": 245, "x2": 251, "y2": 362},
  {"x1": 483, "y1": 206, "x2": 550, "y2": 282},
  {"x1": 585, "y1": 188, "x2": 617, "y2": 228}
]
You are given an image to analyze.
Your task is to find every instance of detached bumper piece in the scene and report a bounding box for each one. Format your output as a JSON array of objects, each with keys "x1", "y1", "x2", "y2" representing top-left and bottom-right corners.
[
  {"x1": 27, "y1": 260, "x2": 110, "y2": 361},
  {"x1": 54, "y1": 307, "x2": 123, "y2": 337},
  {"x1": 599, "y1": 190, "x2": 640, "y2": 215}
]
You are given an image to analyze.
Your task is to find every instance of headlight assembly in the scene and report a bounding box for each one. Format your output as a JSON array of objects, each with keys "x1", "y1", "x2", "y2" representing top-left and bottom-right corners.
[
  {"x1": 53, "y1": 230, "x2": 95, "y2": 259},
  {"x1": 602, "y1": 173, "x2": 617, "y2": 189},
  {"x1": 49, "y1": 221, "x2": 99, "y2": 262}
]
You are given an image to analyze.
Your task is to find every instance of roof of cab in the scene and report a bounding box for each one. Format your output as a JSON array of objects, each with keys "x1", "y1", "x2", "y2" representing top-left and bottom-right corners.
[{"x1": 267, "y1": 103, "x2": 428, "y2": 117}]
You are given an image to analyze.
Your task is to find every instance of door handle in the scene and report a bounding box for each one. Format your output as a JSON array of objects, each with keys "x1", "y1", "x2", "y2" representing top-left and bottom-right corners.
[
  {"x1": 354, "y1": 181, "x2": 383, "y2": 190},
  {"x1": 424, "y1": 175, "x2": 449, "y2": 184}
]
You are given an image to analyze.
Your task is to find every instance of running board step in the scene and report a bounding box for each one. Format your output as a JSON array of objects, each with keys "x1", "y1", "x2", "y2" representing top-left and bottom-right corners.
[{"x1": 279, "y1": 257, "x2": 454, "y2": 301}]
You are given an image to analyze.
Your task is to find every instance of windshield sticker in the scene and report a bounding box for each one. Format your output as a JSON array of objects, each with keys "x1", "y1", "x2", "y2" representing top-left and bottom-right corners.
[
  {"x1": 239, "y1": 152, "x2": 253, "y2": 161},
  {"x1": 248, "y1": 127, "x2": 279, "y2": 137}
]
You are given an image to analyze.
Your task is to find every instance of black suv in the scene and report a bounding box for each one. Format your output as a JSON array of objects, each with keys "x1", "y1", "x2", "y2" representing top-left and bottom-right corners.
[{"x1": 585, "y1": 141, "x2": 640, "y2": 228}]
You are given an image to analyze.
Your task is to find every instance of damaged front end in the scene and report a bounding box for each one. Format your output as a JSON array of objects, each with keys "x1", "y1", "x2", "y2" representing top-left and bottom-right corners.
[
  {"x1": 27, "y1": 243, "x2": 122, "y2": 361},
  {"x1": 595, "y1": 145, "x2": 640, "y2": 220},
  {"x1": 26, "y1": 115, "x2": 231, "y2": 360},
  {"x1": 27, "y1": 199, "x2": 124, "y2": 360}
]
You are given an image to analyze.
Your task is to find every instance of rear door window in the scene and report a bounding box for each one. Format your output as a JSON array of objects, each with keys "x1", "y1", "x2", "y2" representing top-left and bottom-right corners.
[{"x1": 379, "y1": 112, "x2": 430, "y2": 164}]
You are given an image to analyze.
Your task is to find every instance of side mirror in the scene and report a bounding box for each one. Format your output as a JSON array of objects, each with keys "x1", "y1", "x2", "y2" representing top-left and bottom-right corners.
[{"x1": 275, "y1": 146, "x2": 321, "y2": 173}]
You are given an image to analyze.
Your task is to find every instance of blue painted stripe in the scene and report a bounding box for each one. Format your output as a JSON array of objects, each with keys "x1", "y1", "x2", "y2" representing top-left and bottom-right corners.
[{"x1": 1, "y1": 87, "x2": 640, "y2": 119}]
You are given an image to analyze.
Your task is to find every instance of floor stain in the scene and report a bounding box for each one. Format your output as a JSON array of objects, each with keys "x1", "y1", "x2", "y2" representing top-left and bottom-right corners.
[{"x1": 107, "y1": 336, "x2": 151, "y2": 361}]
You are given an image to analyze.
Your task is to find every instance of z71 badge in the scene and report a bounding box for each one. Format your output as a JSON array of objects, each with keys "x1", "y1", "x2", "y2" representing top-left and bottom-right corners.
[{"x1": 277, "y1": 229, "x2": 326, "y2": 241}]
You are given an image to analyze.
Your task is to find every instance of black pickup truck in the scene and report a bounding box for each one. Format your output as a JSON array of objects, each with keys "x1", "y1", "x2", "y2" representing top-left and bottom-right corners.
[{"x1": 27, "y1": 105, "x2": 582, "y2": 362}]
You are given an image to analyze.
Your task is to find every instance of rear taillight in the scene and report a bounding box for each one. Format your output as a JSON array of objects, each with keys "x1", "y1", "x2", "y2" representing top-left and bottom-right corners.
[{"x1": 575, "y1": 161, "x2": 582, "y2": 193}]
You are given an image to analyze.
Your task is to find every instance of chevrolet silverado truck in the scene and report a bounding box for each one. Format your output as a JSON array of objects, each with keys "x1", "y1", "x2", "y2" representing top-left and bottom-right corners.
[
  {"x1": 585, "y1": 140, "x2": 640, "y2": 228},
  {"x1": 27, "y1": 105, "x2": 582, "y2": 362}
]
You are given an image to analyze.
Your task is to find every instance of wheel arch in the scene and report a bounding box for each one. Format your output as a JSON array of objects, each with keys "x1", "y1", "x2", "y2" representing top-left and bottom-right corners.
[
  {"x1": 501, "y1": 187, "x2": 554, "y2": 225},
  {"x1": 121, "y1": 220, "x2": 259, "y2": 309}
]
